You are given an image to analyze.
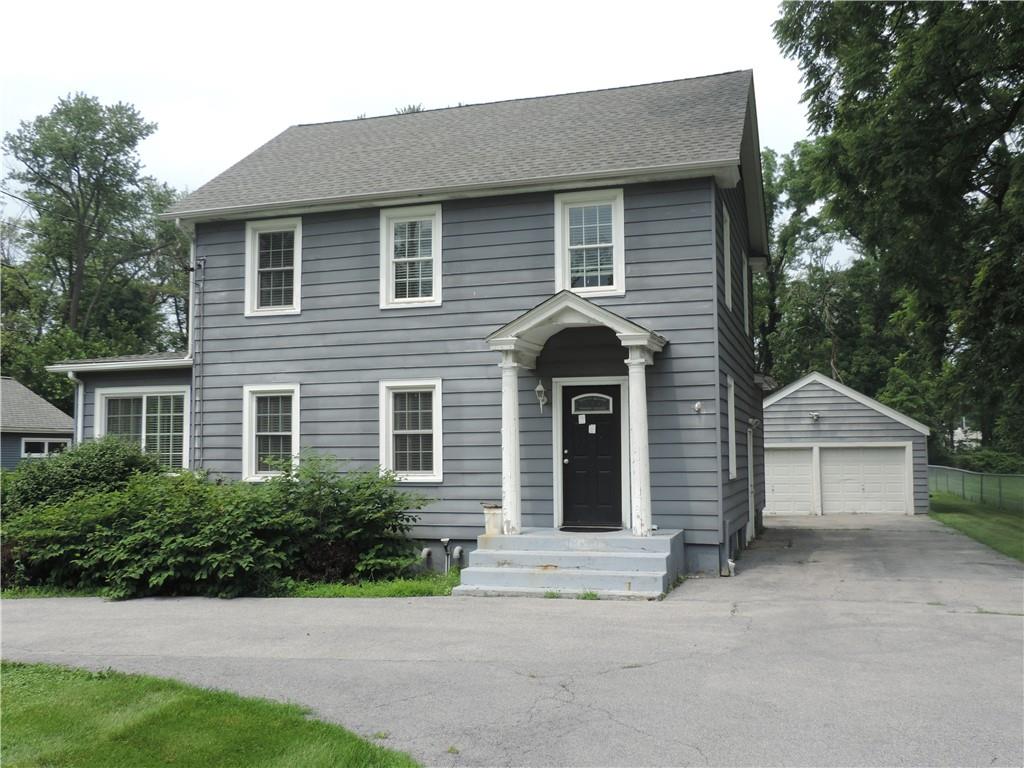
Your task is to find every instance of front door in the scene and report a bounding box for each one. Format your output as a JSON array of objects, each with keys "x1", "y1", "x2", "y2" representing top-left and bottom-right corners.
[{"x1": 561, "y1": 384, "x2": 622, "y2": 530}]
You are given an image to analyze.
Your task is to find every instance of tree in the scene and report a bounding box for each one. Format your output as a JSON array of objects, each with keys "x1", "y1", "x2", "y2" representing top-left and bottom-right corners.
[
  {"x1": 2, "y1": 95, "x2": 190, "y2": 411},
  {"x1": 774, "y1": 1, "x2": 1024, "y2": 451}
]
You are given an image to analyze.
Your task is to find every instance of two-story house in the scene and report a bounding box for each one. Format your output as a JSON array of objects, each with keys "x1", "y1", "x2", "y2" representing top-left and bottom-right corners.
[{"x1": 48, "y1": 70, "x2": 770, "y2": 598}]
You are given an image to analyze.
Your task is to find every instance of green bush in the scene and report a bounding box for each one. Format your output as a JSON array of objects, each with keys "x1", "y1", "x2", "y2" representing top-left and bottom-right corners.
[
  {"x1": 267, "y1": 454, "x2": 426, "y2": 582},
  {"x1": 1, "y1": 438, "x2": 161, "y2": 519},
  {"x1": 3, "y1": 455, "x2": 427, "y2": 598},
  {"x1": 951, "y1": 447, "x2": 1024, "y2": 475}
]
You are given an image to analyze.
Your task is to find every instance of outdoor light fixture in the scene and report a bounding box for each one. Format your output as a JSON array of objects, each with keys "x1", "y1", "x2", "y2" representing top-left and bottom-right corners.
[
  {"x1": 535, "y1": 381, "x2": 548, "y2": 413},
  {"x1": 809, "y1": 411, "x2": 821, "y2": 422},
  {"x1": 693, "y1": 401, "x2": 704, "y2": 414}
]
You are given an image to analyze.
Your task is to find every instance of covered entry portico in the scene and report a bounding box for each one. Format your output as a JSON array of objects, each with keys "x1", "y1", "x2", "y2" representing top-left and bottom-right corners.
[{"x1": 485, "y1": 291, "x2": 666, "y2": 537}]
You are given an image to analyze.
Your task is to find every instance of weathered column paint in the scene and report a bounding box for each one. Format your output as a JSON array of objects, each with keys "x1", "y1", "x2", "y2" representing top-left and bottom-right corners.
[{"x1": 624, "y1": 345, "x2": 654, "y2": 536}]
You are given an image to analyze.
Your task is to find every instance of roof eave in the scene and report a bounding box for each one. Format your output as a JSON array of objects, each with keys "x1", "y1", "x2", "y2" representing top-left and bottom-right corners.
[
  {"x1": 160, "y1": 160, "x2": 742, "y2": 224},
  {"x1": 46, "y1": 359, "x2": 193, "y2": 374},
  {"x1": 0, "y1": 425, "x2": 73, "y2": 435}
]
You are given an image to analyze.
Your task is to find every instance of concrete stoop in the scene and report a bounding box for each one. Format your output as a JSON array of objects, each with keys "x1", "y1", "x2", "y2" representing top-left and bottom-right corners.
[{"x1": 452, "y1": 528, "x2": 685, "y2": 600}]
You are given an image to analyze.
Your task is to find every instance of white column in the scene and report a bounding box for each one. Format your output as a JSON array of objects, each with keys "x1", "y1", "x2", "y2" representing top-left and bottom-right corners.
[
  {"x1": 499, "y1": 350, "x2": 522, "y2": 534},
  {"x1": 625, "y1": 346, "x2": 654, "y2": 536}
]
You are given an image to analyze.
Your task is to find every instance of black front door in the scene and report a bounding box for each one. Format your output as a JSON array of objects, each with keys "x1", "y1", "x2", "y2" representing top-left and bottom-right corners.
[{"x1": 561, "y1": 384, "x2": 622, "y2": 530}]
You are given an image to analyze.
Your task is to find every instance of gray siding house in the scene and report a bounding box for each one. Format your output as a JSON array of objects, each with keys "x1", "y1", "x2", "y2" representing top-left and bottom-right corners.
[
  {"x1": 0, "y1": 377, "x2": 74, "y2": 470},
  {"x1": 47, "y1": 71, "x2": 771, "y2": 596},
  {"x1": 763, "y1": 372, "x2": 930, "y2": 516}
]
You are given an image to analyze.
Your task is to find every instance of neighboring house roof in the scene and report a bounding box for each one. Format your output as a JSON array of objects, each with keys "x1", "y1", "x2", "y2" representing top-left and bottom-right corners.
[
  {"x1": 46, "y1": 351, "x2": 192, "y2": 374},
  {"x1": 163, "y1": 71, "x2": 768, "y2": 256},
  {"x1": 0, "y1": 377, "x2": 73, "y2": 434},
  {"x1": 763, "y1": 371, "x2": 930, "y2": 435}
]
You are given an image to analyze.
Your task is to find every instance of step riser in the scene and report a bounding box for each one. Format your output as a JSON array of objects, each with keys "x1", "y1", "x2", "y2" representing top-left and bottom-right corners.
[
  {"x1": 452, "y1": 586, "x2": 661, "y2": 601},
  {"x1": 479, "y1": 534, "x2": 675, "y2": 554},
  {"x1": 459, "y1": 568, "x2": 668, "y2": 593},
  {"x1": 469, "y1": 550, "x2": 668, "y2": 572}
]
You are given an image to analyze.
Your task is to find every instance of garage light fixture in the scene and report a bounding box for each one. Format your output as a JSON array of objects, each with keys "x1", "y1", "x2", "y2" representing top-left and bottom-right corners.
[{"x1": 809, "y1": 411, "x2": 821, "y2": 422}]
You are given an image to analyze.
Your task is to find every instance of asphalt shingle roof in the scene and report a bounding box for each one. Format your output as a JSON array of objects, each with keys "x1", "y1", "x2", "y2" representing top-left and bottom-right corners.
[
  {"x1": 0, "y1": 377, "x2": 73, "y2": 434},
  {"x1": 166, "y1": 71, "x2": 753, "y2": 218}
]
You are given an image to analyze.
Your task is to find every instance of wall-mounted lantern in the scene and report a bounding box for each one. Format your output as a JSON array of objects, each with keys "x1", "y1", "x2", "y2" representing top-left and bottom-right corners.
[{"x1": 535, "y1": 381, "x2": 548, "y2": 414}]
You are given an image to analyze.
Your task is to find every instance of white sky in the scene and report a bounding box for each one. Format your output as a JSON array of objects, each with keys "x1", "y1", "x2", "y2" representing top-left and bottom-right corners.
[{"x1": 2, "y1": 0, "x2": 810, "y2": 195}]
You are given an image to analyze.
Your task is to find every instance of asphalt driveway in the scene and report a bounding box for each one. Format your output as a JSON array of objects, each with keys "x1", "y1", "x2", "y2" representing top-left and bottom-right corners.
[{"x1": 3, "y1": 514, "x2": 1022, "y2": 767}]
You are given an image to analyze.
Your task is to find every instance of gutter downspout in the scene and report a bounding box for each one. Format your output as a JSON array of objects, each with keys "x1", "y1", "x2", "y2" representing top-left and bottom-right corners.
[{"x1": 66, "y1": 371, "x2": 84, "y2": 444}]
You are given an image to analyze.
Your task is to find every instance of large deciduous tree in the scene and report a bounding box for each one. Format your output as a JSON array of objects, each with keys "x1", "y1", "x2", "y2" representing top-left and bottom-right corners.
[{"x1": 773, "y1": 1, "x2": 1024, "y2": 451}]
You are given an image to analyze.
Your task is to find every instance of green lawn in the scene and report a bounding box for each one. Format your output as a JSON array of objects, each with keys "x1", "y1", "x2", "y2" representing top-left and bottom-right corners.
[
  {"x1": 1, "y1": 571, "x2": 460, "y2": 600},
  {"x1": 930, "y1": 493, "x2": 1024, "y2": 562},
  {"x1": 0, "y1": 661, "x2": 418, "y2": 768}
]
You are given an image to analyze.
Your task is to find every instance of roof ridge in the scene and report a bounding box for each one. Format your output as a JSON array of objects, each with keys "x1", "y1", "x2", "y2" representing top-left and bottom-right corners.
[{"x1": 294, "y1": 70, "x2": 752, "y2": 129}]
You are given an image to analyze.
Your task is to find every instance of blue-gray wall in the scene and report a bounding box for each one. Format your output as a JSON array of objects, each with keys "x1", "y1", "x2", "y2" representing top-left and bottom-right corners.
[
  {"x1": 191, "y1": 179, "x2": 739, "y2": 556},
  {"x1": 763, "y1": 380, "x2": 929, "y2": 513},
  {"x1": 1, "y1": 432, "x2": 73, "y2": 471}
]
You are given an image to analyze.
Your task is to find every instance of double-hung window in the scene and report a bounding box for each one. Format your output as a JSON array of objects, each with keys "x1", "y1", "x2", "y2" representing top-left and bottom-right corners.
[
  {"x1": 21, "y1": 438, "x2": 70, "y2": 458},
  {"x1": 380, "y1": 205, "x2": 442, "y2": 308},
  {"x1": 379, "y1": 379, "x2": 443, "y2": 482},
  {"x1": 96, "y1": 387, "x2": 189, "y2": 470},
  {"x1": 245, "y1": 218, "x2": 302, "y2": 316},
  {"x1": 554, "y1": 189, "x2": 625, "y2": 297},
  {"x1": 242, "y1": 384, "x2": 300, "y2": 481}
]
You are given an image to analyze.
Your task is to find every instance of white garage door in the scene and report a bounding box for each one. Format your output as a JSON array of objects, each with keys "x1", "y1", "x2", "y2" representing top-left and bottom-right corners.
[
  {"x1": 820, "y1": 447, "x2": 907, "y2": 514},
  {"x1": 765, "y1": 448, "x2": 814, "y2": 515}
]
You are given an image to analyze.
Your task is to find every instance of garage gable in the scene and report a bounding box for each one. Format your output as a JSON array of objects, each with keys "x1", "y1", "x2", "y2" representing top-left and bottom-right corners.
[{"x1": 764, "y1": 372, "x2": 929, "y2": 436}]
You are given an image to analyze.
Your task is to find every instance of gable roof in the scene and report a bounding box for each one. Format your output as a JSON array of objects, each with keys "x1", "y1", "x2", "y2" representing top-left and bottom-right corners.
[
  {"x1": 46, "y1": 351, "x2": 191, "y2": 374},
  {"x1": 763, "y1": 371, "x2": 930, "y2": 435},
  {"x1": 0, "y1": 377, "x2": 74, "y2": 434},
  {"x1": 164, "y1": 71, "x2": 768, "y2": 255}
]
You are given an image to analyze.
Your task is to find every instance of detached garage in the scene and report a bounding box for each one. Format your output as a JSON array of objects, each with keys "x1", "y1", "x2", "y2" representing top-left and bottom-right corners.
[{"x1": 763, "y1": 372, "x2": 929, "y2": 516}]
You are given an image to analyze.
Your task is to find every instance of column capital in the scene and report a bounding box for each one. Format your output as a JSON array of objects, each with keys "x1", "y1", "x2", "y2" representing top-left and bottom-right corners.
[
  {"x1": 624, "y1": 346, "x2": 654, "y2": 367},
  {"x1": 491, "y1": 338, "x2": 540, "y2": 369}
]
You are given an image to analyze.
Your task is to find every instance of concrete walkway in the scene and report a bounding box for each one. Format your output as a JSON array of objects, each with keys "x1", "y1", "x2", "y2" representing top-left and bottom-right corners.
[{"x1": 3, "y1": 514, "x2": 1022, "y2": 767}]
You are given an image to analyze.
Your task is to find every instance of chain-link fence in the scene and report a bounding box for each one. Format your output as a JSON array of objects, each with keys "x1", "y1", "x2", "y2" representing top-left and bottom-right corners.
[{"x1": 929, "y1": 465, "x2": 1024, "y2": 512}]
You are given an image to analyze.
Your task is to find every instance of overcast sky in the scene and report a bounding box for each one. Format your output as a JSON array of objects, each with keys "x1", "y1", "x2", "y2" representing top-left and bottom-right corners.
[{"x1": 2, "y1": 0, "x2": 810, "y2": 196}]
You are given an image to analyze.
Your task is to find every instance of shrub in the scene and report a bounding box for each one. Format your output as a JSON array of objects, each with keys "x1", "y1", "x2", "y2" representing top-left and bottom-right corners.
[
  {"x1": 267, "y1": 454, "x2": 426, "y2": 582},
  {"x1": 1, "y1": 438, "x2": 161, "y2": 519},
  {"x1": 951, "y1": 447, "x2": 1024, "y2": 475}
]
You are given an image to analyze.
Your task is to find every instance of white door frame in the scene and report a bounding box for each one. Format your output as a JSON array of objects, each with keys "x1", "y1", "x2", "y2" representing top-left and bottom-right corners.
[
  {"x1": 765, "y1": 441, "x2": 915, "y2": 516},
  {"x1": 552, "y1": 376, "x2": 631, "y2": 530}
]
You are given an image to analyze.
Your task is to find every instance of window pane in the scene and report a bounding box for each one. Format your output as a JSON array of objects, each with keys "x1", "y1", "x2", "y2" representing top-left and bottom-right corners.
[
  {"x1": 256, "y1": 434, "x2": 292, "y2": 472},
  {"x1": 106, "y1": 397, "x2": 143, "y2": 445},
  {"x1": 258, "y1": 268, "x2": 294, "y2": 308},
  {"x1": 391, "y1": 217, "x2": 434, "y2": 300},
  {"x1": 572, "y1": 394, "x2": 613, "y2": 414},
  {"x1": 144, "y1": 394, "x2": 185, "y2": 470},
  {"x1": 392, "y1": 390, "x2": 433, "y2": 473},
  {"x1": 23, "y1": 441, "x2": 46, "y2": 455},
  {"x1": 47, "y1": 441, "x2": 68, "y2": 454},
  {"x1": 258, "y1": 231, "x2": 294, "y2": 269},
  {"x1": 254, "y1": 394, "x2": 293, "y2": 473}
]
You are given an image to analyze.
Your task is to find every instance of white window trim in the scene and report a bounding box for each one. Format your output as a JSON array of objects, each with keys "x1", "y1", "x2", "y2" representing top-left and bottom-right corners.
[
  {"x1": 723, "y1": 206, "x2": 733, "y2": 310},
  {"x1": 94, "y1": 385, "x2": 191, "y2": 469},
  {"x1": 244, "y1": 217, "x2": 302, "y2": 317},
  {"x1": 378, "y1": 378, "x2": 443, "y2": 483},
  {"x1": 242, "y1": 383, "x2": 301, "y2": 482},
  {"x1": 379, "y1": 204, "x2": 443, "y2": 309},
  {"x1": 20, "y1": 437, "x2": 71, "y2": 458},
  {"x1": 742, "y1": 250, "x2": 749, "y2": 335},
  {"x1": 554, "y1": 188, "x2": 626, "y2": 298},
  {"x1": 727, "y1": 375, "x2": 737, "y2": 479}
]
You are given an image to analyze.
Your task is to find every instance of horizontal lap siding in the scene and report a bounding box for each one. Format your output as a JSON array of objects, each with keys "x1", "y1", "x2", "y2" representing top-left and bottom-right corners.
[
  {"x1": 79, "y1": 370, "x2": 193, "y2": 440},
  {"x1": 2, "y1": 433, "x2": 24, "y2": 470},
  {"x1": 193, "y1": 180, "x2": 720, "y2": 541},
  {"x1": 764, "y1": 381, "x2": 929, "y2": 513},
  {"x1": 716, "y1": 184, "x2": 763, "y2": 539}
]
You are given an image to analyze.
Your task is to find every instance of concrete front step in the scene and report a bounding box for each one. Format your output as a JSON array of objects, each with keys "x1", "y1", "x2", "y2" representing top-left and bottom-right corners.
[
  {"x1": 478, "y1": 528, "x2": 681, "y2": 553},
  {"x1": 452, "y1": 585, "x2": 663, "y2": 601},
  {"x1": 468, "y1": 548, "x2": 669, "y2": 573},
  {"x1": 457, "y1": 565, "x2": 669, "y2": 594}
]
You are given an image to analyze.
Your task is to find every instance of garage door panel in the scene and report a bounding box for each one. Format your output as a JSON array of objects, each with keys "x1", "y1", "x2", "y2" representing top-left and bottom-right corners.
[
  {"x1": 765, "y1": 448, "x2": 813, "y2": 515},
  {"x1": 820, "y1": 447, "x2": 906, "y2": 514}
]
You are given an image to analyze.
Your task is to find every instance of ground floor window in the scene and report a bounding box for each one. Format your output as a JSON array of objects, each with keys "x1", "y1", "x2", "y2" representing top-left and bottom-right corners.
[
  {"x1": 97, "y1": 388, "x2": 189, "y2": 470},
  {"x1": 20, "y1": 437, "x2": 70, "y2": 458},
  {"x1": 242, "y1": 384, "x2": 300, "y2": 481},
  {"x1": 379, "y1": 378, "x2": 443, "y2": 483}
]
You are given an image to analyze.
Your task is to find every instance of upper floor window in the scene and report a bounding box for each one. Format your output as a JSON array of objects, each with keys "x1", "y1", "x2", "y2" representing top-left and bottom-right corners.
[
  {"x1": 245, "y1": 218, "x2": 302, "y2": 316},
  {"x1": 96, "y1": 386, "x2": 189, "y2": 470},
  {"x1": 554, "y1": 189, "x2": 625, "y2": 297},
  {"x1": 380, "y1": 205, "x2": 442, "y2": 309}
]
